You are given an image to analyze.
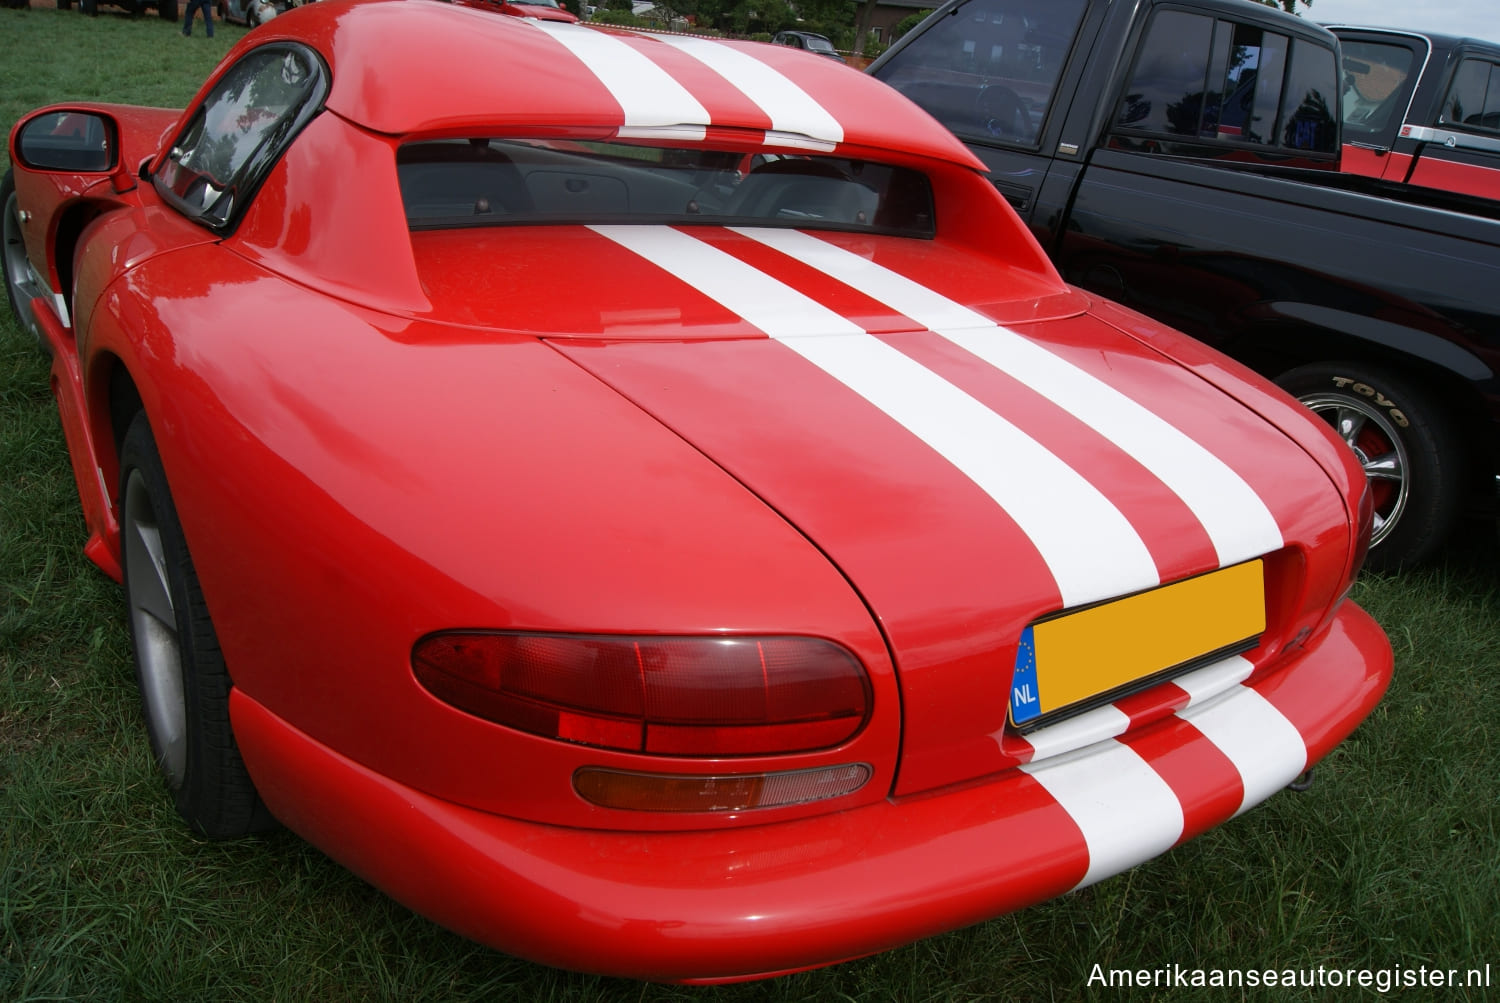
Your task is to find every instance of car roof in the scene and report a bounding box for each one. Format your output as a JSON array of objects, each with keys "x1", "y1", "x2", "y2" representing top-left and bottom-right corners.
[
  {"x1": 246, "y1": 0, "x2": 982, "y2": 169},
  {"x1": 1326, "y1": 24, "x2": 1500, "y2": 57}
]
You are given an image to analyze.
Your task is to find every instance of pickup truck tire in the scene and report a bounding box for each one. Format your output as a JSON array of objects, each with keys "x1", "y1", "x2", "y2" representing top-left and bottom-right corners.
[{"x1": 1276, "y1": 362, "x2": 1462, "y2": 570}]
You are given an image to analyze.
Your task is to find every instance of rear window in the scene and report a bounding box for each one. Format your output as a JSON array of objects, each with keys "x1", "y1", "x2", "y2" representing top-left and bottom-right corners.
[{"x1": 397, "y1": 139, "x2": 936, "y2": 237}]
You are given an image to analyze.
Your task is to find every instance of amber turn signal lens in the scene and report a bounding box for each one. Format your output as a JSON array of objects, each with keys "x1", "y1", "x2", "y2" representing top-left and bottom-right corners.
[{"x1": 573, "y1": 763, "x2": 872, "y2": 812}]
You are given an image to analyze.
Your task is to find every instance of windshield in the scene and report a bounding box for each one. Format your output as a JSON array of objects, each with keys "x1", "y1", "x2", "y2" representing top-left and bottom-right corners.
[
  {"x1": 806, "y1": 36, "x2": 835, "y2": 53},
  {"x1": 398, "y1": 138, "x2": 936, "y2": 236}
]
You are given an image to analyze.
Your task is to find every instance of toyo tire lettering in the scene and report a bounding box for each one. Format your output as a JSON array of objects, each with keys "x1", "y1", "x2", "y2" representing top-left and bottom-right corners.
[{"x1": 1277, "y1": 362, "x2": 1462, "y2": 570}]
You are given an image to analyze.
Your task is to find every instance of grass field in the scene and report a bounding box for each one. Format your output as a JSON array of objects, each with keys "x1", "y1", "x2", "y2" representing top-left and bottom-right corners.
[{"x1": 2, "y1": 7, "x2": 1498, "y2": 1001}]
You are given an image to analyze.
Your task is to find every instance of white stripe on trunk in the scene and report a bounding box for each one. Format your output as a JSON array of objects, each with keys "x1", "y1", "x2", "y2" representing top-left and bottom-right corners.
[
  {"x1": 590, "y1": 224, "x2": 1160, "y2": 606},
  {"x1": 734, "y1": 228, "x2": 1285, "y2": 568}
]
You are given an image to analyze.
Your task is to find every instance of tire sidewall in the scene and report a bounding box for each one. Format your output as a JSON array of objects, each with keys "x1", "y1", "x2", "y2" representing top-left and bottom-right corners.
[
  {"x1": 1277, "y1": 362, "x2": 1462, "y2": 570},
  {"x1": 119, "y1": 413, "x2": 271, "y2": 836},
  {"x1": 1, "y1": 170, "x2": 46, "y2": 351}
]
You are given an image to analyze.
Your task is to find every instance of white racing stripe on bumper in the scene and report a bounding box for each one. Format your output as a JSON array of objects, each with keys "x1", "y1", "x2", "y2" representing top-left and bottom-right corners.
[
  {"x1": 732, "y1": 228, "x2": 1285, "y2": 569},
  {"x1": 1020, "y1": 657, "x2": 1305, "y2": 885},
  {"x1": 1178, "y1": 684, "x2": 1308, "y2": 817},
  {"x1": 651, "y1": 35, "x2": 844, "y2": 148},
  {"x1": 589, "y1": 224, "x2": 1160, "y2": 606},
  {"x1": 1021, "y1": 741, "x2": 1184, "y2": 889},
  {"x1": 529, "y1": 23, "x2": 709, "y2": 132}
]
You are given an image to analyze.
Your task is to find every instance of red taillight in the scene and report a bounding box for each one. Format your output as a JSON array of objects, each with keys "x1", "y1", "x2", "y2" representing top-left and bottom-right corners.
[{"x1": 412, "y1": 632, "x2": 871, "y2": 756}]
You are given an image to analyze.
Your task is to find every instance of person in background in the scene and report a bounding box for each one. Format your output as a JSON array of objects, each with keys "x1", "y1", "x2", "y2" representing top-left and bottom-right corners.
[{"x1": 182, "y1": 0, "x2": 213, "y2": 37}]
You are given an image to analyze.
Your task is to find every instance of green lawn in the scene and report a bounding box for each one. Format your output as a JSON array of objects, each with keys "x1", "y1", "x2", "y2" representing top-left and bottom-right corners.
[{"x1": 2, "y1": 8, "x2": 1498, "y2": 1001}]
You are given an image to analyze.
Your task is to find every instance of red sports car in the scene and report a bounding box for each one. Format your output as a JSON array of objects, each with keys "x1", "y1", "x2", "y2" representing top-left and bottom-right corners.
[{"x1": 3, "y1": 0, "x2": 1391, "y2": 983}]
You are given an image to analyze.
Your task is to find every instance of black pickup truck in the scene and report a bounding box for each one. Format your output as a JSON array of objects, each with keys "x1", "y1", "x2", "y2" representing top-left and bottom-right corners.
[
  {"x1": 869, "y1": 0, "x2": 1500, "y2": 568},
  {"x1": 1332, "y1": 25, "x2": 1500, "y2": 202}
]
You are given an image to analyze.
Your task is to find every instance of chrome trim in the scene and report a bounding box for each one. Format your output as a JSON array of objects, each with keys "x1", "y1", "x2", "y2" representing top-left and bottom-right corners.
[{"x1": 1400, "y1": 123, "x2": 1500, "y2": 155}]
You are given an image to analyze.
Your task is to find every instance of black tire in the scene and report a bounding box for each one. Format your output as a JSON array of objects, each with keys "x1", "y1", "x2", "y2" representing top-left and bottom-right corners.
[
  {"x1": 58, "y1": 0, "x2": 72, "y2": 9},
  {"x1": 159, "y1": 0, "x2": 178, "y2": 18},
  {"x1": 1276, "y1": 361, "x2": 1463, "y2": 570},
  {"x1": 81, "y1": 0, "x2": 97, "y2": 15},
  {"x1": 120, "y1": 412, "x2": 276, "y2": 838},
  {"x1": 1, "y1": 170, "x2": 51, "y2": 356}
]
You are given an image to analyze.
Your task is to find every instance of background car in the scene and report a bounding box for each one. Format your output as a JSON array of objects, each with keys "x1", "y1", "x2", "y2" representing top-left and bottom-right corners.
[
  {"x1": 4, "y1": 1, "x2": 1390, "y2": 982},
  {"x1": 54, "y1": 0, "x2": 178, "y2": 20},
  {"x1": 457, "y1": 0, "x2": 578, "y2": 22},
  {"x1": 218, "y1": 0, "x2": 305, "y2": 27},
  {"x1": 1331, "y1": 25, "x2": 1500, "y2": 201},
  {"x1": 773, "y1": 29, "x2": 847, "y2": 62}
]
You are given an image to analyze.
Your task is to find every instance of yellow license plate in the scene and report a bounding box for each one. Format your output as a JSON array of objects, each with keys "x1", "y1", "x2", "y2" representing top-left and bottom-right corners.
[{"x1": 1009, "y1": 560, "x2": 1265, "y2": 730}]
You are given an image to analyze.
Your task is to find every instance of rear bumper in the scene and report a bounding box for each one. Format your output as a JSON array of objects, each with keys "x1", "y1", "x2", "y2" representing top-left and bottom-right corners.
[{"x1": 230, "y1": 601, "x2": 1390, "y2": 983}]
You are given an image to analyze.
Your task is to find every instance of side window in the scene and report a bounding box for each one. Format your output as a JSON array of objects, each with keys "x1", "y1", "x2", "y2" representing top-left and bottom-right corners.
[
  {"x1": 872, "y1": 0, "x2": 1089, "y2": 147},
  {"x1": 1113, "y1": 10, "x2": 1335, "y2": 158},
  {"x1": 1441, "y1": 59, "x2": 1500, "y2": 133},
  {"x1": 154, "y1": 44, "x2": 327, "y2": 230},
  {"x1": 1113, "y1": 10, "x2": 1213, "y2": 136},
  {"x1": 1339, "y1": 40, "x2": 1419, "y2": 139},
  {"x1": 1215, "y1": 25, "x2": 1288, "y2": 143},
  {"x1": 1278, "y1": 38, "x2": 1337, "y2": 151}
]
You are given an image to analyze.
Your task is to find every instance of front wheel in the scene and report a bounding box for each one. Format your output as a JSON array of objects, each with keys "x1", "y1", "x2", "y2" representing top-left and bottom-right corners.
[
  {"x1": 120, "y1": 413, "x2": 275, "y2": 837},
  {"x1": 158, "y1": 0, "x2": 178, "y2": 19},
  {"x1": 1276, "y1": 362, "x2": 1463, "y2": 570},
  {"x1": 1, "y1": 170, "x2": 50, "y2": 355}
]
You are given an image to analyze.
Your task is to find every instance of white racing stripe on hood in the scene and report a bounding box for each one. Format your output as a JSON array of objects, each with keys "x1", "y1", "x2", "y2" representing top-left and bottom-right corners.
[
  {"x1": 651, "y1": 36, "x2": 844, "y2": 149},
  {"x1": 590, "y1": 224, "x2": 1160, "y2": 607},
  {"x1": 529, "y1": 22, "x2": 709, "y2": 132},
  {"x1": 733, "y1": 228, "x2": 1286, "y2": 568}
]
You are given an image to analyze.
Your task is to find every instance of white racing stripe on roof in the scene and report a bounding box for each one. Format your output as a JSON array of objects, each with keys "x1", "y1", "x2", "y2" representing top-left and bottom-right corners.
[
  {"x1": 1178, "y1": 684, "x2": 1307, "y2": 817},
  {"x1": 529, "y1": 22, "x2": 709, "y2": 130},
  {"x1": 1021, "y1": 740, "x2": 1184, "y2": 889},
  {"x1": 733, "y1": 228, "x2": 1286, "y2": 569},
  {"x1": 590, "y1": 224, "x2": 1160, "y2": 607},
  {"x1": 651, "y1": 35, "x2": 844, "y2": 148}
]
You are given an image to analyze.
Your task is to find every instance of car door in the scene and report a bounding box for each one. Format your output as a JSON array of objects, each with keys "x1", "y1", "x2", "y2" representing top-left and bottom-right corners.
[
  {"x1": 868, "y1": 0, "x2": 1104, "y2": 241},
  {"x1": 1405, "y1": 51, "x2": 1500, "y2": 200}
]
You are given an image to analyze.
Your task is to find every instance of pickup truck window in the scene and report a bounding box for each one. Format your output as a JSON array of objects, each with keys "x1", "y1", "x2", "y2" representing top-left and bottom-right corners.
[
  {"x1": 872, "y1": 0, "x2": 1088, "y2": 147},
  {"x1": 1112, "y1": 9, "x2": 1336, "y2": 157},
  {"x1": 1441, "y1": 59, "x2": 1500, "y2": 133},
  {"x1": 1340, "y1": 40, "x2": 1418, "y2": 141}
]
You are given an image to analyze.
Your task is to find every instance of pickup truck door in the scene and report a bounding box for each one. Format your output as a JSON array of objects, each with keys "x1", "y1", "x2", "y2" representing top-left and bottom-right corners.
[
  {"x1": 868, "y1": 0, "x2": 1110, "y2": 246},
  {"x1": 1404, "y1": 53, "x2": 1500, "y2": 201},
  {"x1": 1333, "y1": 30, "x2": 1427, "y2": 182}
]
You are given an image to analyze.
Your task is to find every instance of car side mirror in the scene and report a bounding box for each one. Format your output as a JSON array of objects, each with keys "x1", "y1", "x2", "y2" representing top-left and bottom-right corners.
[{"x1": 15, "y1": 110, "x2": 119, "y2": 173}]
